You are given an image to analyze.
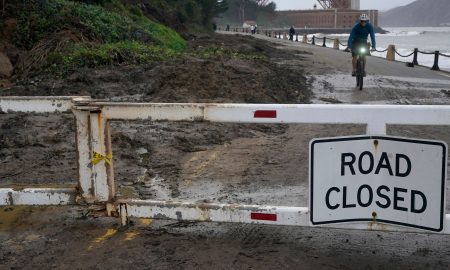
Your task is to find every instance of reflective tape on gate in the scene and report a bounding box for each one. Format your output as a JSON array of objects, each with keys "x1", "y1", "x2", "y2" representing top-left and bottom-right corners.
[
  {"x1": 254, "y1": 110, "x2": 277, "y2": 118},
  {"x1": 251, "y1": 212, "x2": 277, "y2": 221}
]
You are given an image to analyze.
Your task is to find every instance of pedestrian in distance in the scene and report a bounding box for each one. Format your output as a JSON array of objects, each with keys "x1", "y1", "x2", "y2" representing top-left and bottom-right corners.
[
  {"x1": 250, "y1": 25, "x2": 255, "y2": 35},
  {"x1": 289, "y1": 26, "x2": 296, "y2": 41}
]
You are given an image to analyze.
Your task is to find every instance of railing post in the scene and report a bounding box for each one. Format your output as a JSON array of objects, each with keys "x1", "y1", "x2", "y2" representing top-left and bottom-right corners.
[
  {"x1": 312, "y1": 35, "x2": 315, "y2": 45},
  {"x1": 413, "y1": 48, "x2": 419, "y2": 65},
  {"x1": 386, "y1": 44, "x2": 395, "y2": 61},
  {"x1": 431, "y1": 51, "x2": 440, "y2": 71},
  {"x1": 295, "y1": 34, "x2": 298, "y2": 42},
  {"x1": 322, "y1": 37, "x2": 326, "y2": 47},
  {"x1": 302, "y1": 34, "x2": 307, "y2": 43},
  {"x1": 333, "y1": 39, "x2": 340, "y2": 50},
  {"x1": 278, "y1": 32, "x2": 281, "y2": 39}
]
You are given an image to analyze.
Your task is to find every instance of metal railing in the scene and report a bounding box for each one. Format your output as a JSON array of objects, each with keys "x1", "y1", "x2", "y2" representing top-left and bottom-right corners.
[
  {"x1": 1, "y1": 97, "x2": 450, "y2": 233},
  {"x1": 219, "y1": 27, "x2": 450, "y2": 71}
]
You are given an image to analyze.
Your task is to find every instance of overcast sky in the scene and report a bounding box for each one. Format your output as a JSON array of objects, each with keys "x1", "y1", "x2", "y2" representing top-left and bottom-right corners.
[{"x1": 272, "y1": 0, "x2": 416, "y2": 11}]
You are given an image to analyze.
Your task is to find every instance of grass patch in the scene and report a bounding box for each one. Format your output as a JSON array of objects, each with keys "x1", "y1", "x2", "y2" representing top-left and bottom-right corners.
[
  {"x1": 47, "y1": 41, "x2": 180, "y2": 75},
  {"x1": 12, "y1": 0, "x2": 186, "y2": 52},
  {"x1": 192, "y1": 47, "x2": 267, "y2": 60},
  {"x1": 6, "y1": 0, "x2": 187, "y2": 76}
]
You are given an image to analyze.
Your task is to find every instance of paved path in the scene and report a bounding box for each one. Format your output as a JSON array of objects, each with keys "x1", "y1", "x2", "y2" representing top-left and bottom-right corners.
[{"x1": 218, "y1": 31, "x2": 450, "y2": 104}]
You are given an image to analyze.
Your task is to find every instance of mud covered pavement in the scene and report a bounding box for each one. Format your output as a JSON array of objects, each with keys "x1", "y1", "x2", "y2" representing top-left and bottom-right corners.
[{"x1": 1, "y1": 33, "x2": 450, "y2": 269}]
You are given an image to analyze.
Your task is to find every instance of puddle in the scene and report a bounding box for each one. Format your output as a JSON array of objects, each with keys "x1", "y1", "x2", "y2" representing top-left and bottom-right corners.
[{"x1": 309, "y1": 73, "x2": 450, "y2": 104}]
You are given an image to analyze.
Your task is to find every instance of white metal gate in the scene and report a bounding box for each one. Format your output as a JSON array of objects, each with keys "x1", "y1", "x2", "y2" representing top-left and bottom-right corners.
[{"x1": 1, "y1": 96, "x2": 449, "y2": 233}]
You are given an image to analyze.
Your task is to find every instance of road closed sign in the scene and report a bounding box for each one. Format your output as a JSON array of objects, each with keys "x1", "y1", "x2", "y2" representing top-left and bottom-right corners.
[{"x1": 310, "y1": 136, "x2": 447, "y2": 232}]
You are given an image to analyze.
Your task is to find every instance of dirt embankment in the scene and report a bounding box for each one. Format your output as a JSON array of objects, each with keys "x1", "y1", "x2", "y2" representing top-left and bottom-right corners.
[
  {"x1": 1, "y1": 34, "x2": 311, "y2": 103},
  {"x1": 0, "y1": 34, "x2": 319, "y2": 269},
  {"x1": 0, "y1": 34, "x2": 312, "y2": 192}
]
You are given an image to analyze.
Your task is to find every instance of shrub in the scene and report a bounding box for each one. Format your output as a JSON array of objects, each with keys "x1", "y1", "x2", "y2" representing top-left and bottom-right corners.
[
  {"x1": 11, "y1": 0, "x2": 186, "y2": 51},
  {"x1": 47, "y1": 41, "x2": 180, "y2": 75}
]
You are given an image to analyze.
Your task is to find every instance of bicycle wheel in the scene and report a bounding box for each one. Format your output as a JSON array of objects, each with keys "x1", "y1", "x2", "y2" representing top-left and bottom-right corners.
[
  {"x1": 359, "y1": 73, "x2": 363, "y2": 90},
  {"x1": 357, "y1": 59, "x2": 364, "y2": 90}
]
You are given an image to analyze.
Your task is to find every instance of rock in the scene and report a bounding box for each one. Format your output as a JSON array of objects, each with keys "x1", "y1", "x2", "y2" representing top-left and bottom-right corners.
[
  {"x1": 0, "y1": 79, "x2": 14, "y2": 88},
  {"x1": 1, "y1": 19, "x2": 17, "y2": 41},
  {"x1": 0, "y1": 52, "x2": 13, "y2": 78}
]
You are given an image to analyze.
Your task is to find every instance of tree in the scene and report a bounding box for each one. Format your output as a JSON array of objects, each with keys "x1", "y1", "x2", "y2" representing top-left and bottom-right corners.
[
  {"x1": 256, "y1": 0, "x2": 270, "y2": 6},
  {"x1": 238, "y1": 0, "x2": 245, "y2": 23},
  {"x1": 1, "y1": 0, "x2": 6, "y2": 17},
  {"x1": 199, "y1": 0, "x2": 229, "y2": 25},
  {"x1": 217, "y1": 0, "x2": 276, "y2": 25}
]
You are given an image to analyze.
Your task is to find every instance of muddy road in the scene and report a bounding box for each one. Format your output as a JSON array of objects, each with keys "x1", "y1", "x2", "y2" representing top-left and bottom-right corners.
[{"x1": 1, "y1": 33, "x2": 450, "y2": 269}]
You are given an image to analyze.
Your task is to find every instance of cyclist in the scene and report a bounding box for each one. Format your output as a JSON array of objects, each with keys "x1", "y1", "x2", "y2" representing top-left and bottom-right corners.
[{"x1": 347, "y1": 14, "x2": 376, "y2": 77}]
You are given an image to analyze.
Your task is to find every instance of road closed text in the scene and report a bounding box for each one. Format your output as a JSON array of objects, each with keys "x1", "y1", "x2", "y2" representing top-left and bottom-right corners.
[
  {"x1": 325, "y1": 185, "x2": 427, "y2": 213},
  {"x1": 323, "y1": 151, "x2": 426, "y2": 213},
  {"x1": 310, "y1": 136, "x2": 446, "y2": 231}
]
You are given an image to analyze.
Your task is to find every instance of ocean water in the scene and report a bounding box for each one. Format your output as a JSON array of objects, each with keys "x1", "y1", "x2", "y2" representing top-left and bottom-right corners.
[{"x1": 314, "y1": 27, "x2": 450, "y2": 72}]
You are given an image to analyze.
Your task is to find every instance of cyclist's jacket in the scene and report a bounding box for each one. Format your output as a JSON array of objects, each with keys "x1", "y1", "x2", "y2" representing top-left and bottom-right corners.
[{"x1": 347, "y1": 22, "x2": 376, "y2": 49}]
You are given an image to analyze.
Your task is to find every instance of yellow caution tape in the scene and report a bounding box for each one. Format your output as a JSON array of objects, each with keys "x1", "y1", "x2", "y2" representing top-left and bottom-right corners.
[{"x1": 92, "y1": 151, "x2": 112, "y2": 166}]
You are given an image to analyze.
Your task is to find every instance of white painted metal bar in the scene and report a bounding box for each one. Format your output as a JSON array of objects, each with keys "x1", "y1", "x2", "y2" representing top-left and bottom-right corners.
[
  {"x1": 97, "y1": 103, "x2": 450, "y2": 133},
  {"x1": 104, "y1": 121, "x2": 115, "y2": 198},
  {"x1": 119, "y1": 199, "x2": 309, "y2": 226},
  {"x1": 98, "y1": 103, "x2": 205, "y2": 121},
  {"x1": 90, "y1": 111, "x2": 113, "y2": 202},
  {"x1": 118, "y1": 199, "x2": 450, "y2": 234},
  {"x1": 73, "y1": 109, "x2": 94, "y2": 202},
  {"x1": 0, "y1": 188, "x2": 77, "y2": 205},
  {"x1": 0, "y1": 96, "x2": 89, "y2": 113}
]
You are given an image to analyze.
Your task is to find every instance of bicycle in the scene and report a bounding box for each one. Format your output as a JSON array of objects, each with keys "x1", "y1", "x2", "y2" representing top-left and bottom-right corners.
[{"x1": 354, "y1": 44, "x2": 369, "y2": 91}]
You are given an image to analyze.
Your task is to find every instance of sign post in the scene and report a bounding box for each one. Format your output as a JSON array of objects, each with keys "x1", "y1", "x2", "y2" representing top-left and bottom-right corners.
[{"x1": 310, "y1": 136, "x2": 447, "y2": 232}]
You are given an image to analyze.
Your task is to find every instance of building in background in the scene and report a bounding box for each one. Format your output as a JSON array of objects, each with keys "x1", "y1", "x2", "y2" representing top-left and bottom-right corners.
[
  {"x1": 317, "y1": 0, "x2": 360, "y2": 10},
  {"x1": 278, "y1": 0, "x2": 378, "y2": 29}
]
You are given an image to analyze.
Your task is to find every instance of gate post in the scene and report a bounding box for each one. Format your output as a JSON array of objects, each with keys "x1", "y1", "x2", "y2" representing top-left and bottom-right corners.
[
  {"x1": 73, "y1": 109, "x2": 95, "y2": 203},
  {"x1": 89, "y1": 109, "x2": 115, "y2": 202},
  {"x1": 72, "y1": 100, "x2": 95, "y2": 203}
]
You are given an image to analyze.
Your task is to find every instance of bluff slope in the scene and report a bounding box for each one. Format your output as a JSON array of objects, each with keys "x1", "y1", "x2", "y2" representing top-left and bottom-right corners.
[{"x1": 380, "y1": 0, "x2": 450, "y2": 27}]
